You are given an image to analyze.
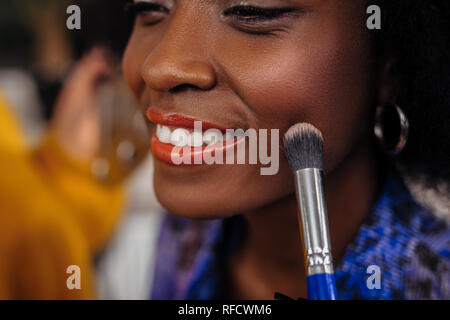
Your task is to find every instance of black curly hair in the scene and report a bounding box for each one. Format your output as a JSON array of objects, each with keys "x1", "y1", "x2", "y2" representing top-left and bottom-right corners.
[
  {"x1": 70, "y1": 0, "x2": 133, "y2": 60},
  {"x1": 373, "y1": 0, "x2": 450, "y2": 186}
]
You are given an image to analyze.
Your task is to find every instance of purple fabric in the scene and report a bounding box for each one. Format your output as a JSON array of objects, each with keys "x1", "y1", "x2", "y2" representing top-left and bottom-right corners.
[{"x1": 150, "y1": 174, "x2": 450, "y2": 300}]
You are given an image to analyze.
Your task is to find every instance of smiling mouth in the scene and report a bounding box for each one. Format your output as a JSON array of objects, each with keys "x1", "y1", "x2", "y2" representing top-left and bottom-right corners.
[{"x1": 146, "y1": 108, "x2": 245, "y2": 166}]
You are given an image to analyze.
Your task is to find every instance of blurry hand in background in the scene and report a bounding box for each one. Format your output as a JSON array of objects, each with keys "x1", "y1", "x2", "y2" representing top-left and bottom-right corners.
[{"x1": 51, "y1": 46, "x2": 115, "y2": 162}]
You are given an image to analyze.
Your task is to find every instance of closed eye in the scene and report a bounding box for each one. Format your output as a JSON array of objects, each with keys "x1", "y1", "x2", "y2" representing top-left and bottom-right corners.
[
  {"x1": 126, "y1": 1, "x2": 170, "y2": 26},
  {"x1": 222, "y1": 5, "x2": 298, "y2": 24}
]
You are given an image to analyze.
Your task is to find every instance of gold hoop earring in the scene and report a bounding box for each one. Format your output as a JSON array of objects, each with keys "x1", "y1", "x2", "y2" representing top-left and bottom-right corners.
[{"x1": 374, "y1": 104, "x2": 409, "y2": 155}]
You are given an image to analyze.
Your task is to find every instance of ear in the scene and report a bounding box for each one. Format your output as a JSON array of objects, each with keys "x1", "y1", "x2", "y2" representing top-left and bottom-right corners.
[{"x1": 377, "y1": 57, "x2": 397, "y2": 106}]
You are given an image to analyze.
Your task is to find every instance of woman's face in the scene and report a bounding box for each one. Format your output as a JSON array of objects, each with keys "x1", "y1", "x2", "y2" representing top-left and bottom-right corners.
[{"x1": 123, "y1": 0, "x2": 376, "y2": 218}]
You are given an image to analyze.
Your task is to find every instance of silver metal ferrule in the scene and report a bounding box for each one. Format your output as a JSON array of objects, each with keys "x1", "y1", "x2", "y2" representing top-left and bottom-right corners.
[{"x1": 294, "y1": 168, "x2": 334, "y2": 275}]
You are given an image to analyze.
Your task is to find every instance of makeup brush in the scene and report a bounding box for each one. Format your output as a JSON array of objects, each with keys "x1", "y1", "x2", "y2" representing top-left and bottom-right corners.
[{"x1": 283, "y1": 123, "x2": 338, "y2": 300}]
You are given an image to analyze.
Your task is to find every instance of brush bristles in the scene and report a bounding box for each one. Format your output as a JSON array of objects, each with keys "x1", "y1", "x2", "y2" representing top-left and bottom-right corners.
[{"x1": 283, "y1": 123, "x2": 324, "y2": 172}]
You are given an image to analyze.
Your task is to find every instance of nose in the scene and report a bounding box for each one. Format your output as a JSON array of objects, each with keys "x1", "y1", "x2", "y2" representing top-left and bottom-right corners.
[{"x1": 141, "y1": 13, "x2": 217, "y2": 93}]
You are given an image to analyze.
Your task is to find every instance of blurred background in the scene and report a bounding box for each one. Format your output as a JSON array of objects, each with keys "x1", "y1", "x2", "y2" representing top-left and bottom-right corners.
[{"x1": 0, "y1": 0, "x2": 164, "y2": 299}]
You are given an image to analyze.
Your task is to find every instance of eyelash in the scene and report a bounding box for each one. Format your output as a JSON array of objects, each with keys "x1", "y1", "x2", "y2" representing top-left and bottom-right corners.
[
  {"x1": 222, "y1": 5, "x2": 296, "y2": 24},
  {"x1": 126, "y1": 2, "x2": 296, "y2": 30},
  {"x1": 126, "y1": 2, "x2": 169, "y2": 19}
]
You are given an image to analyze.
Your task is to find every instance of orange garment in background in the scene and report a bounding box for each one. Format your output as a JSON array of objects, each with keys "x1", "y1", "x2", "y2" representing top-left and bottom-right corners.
[{"x1": 0, "y1": 90, "x2": 125, "y2": 299}]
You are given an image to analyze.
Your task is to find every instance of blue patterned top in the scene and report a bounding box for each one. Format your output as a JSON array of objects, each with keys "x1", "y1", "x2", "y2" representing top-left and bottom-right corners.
[{"x1": 150, "y1": 173, "x2": 450, "y2": 300}]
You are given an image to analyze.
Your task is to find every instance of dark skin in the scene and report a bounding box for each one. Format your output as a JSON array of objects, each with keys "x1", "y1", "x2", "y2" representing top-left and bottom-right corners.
[{"x1": 123, "y1": 0, "x2": 390, "y2": 299}]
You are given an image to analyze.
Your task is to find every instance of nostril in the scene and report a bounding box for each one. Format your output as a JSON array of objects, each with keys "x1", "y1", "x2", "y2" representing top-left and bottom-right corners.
[{"x1": 169, "y1": 83, "x2": 203, "y2": 94}]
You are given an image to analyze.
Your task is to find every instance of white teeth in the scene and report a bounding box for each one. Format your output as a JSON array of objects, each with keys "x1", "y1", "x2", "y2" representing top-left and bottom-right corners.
[
  {"x1": 203, "y1": 129, "x2": 223, "y2": 146},
  {"x1": 189, "y1": 131, "x2": 203, "y2": 147},
  {"x1": 170, "y1": 128, "x2": 190, "y2": 147},
  {"x1": 157, "y1": 125, "x2": 172, "y2": 144},
  {"x1": 156, "y1": 125, "x2": 229, "y2": 147}
]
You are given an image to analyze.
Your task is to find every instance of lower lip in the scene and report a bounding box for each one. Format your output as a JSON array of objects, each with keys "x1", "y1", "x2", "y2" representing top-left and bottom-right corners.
[{"x1": 150, "y1": 132, "x2": 245, "y2": 166}]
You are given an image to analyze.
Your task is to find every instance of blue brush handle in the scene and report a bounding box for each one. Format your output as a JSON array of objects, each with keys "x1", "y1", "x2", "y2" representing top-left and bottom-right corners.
[{"x1": 306, "y1": 273, "x2": 338, "y2": 300}]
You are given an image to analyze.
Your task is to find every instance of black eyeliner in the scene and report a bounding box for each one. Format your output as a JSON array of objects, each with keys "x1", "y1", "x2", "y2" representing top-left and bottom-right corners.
[
  {"x1": 125, "y1": 2, "x2": 169, "y2": 16},
  {"x1": 223, "y1": 6, "x2": 296, "y2": 20}
]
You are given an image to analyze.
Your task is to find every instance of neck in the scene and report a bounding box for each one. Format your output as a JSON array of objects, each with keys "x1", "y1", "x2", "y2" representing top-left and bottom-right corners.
[{"x1": 229, "y1": 142, "x2": 384, "y2": 299}]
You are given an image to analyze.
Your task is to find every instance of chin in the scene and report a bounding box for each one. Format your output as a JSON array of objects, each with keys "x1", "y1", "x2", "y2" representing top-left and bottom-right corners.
[{"x1": 152, "y1": 158, "x2": 293, "y2": 219}]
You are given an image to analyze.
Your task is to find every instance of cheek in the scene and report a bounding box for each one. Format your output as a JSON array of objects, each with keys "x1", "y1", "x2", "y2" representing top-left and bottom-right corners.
[
  {"x1": 224, "y1": 32, "x2": 374, "y2": 174},
  {"x1": 122, "y1": 46, "x2": 138, "y2": 98},
  {"x1": 122, "y1": 31, "x2": 148, "y2": 100}
]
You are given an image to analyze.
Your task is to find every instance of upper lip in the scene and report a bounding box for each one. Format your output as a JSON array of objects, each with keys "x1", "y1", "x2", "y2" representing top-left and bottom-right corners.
[{"x1": 146, "y1": 108, "x2": 230, "y2": 131}]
